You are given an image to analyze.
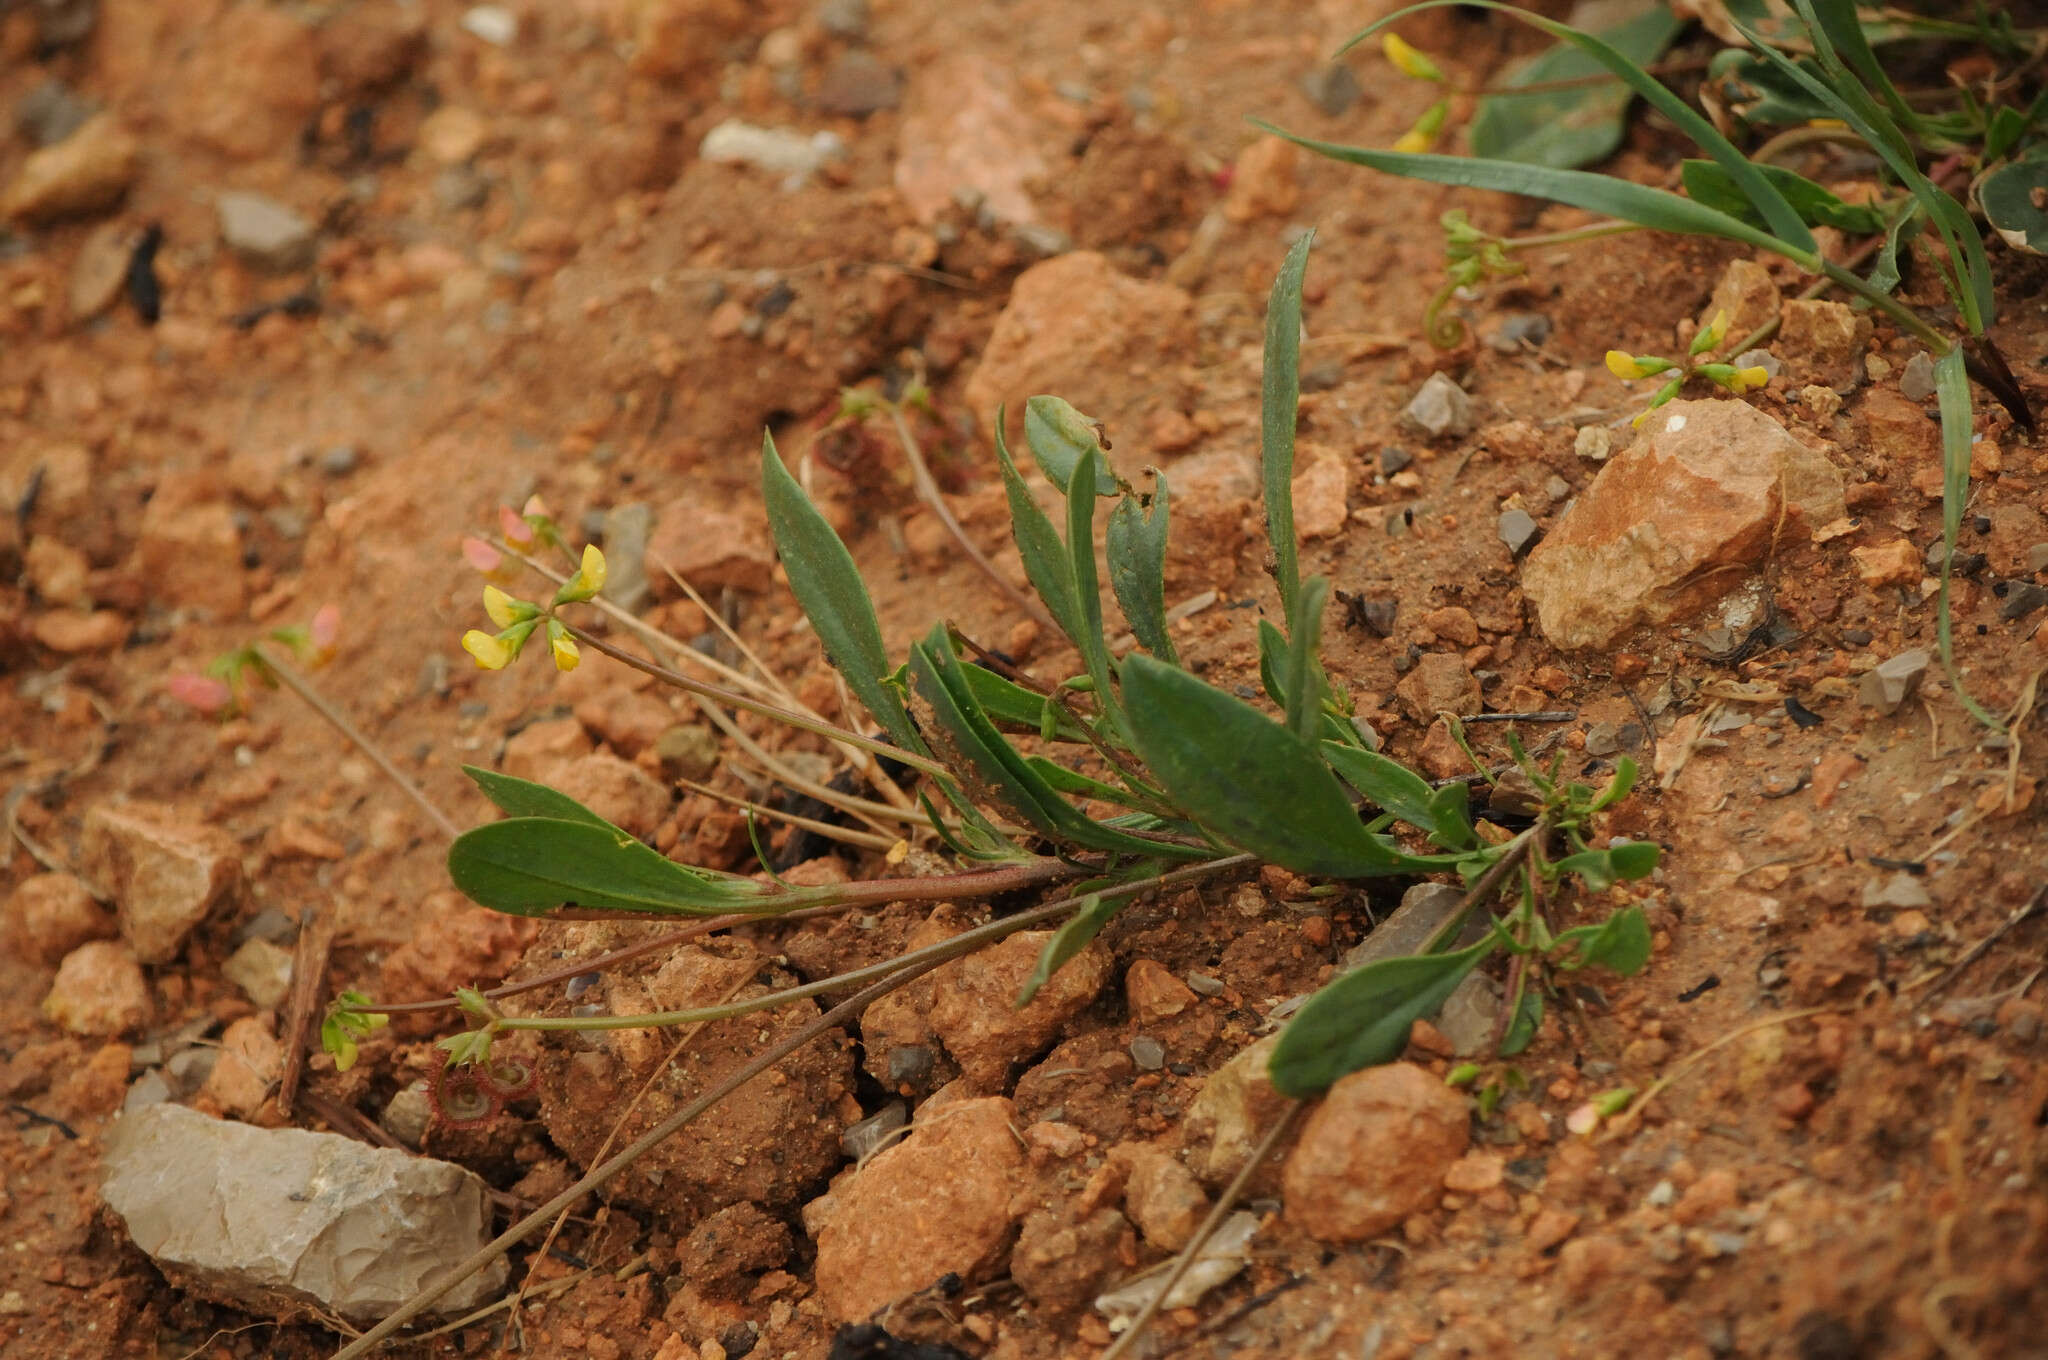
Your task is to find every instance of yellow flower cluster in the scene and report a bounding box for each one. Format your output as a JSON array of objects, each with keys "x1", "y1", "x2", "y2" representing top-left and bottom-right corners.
[{"x1": 461, "y1": 544, "x2": 607, "y2": 673}]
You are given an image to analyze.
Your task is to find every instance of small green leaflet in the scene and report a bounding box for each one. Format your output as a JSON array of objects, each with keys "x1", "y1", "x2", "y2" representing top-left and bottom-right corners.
[
  {"x1": 1269, "y1": 940, "x2": 1493, "y2": 1096},
  {"x1": 1470, "y1": 3, "x2": 1683, "y2": 171},
  {"x1": 1018, "y1": 894, "x2": 1119, "y2": 1006}
]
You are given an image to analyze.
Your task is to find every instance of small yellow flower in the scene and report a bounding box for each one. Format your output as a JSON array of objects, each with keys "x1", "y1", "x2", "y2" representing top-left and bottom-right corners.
[
  {"x1": 1729, "y1": 365, "x2": 1770, "y2": 393},
  {"x1": 482, "y1": 585, "x2": 526, "y2": 629},
  {"x1": 1393, "y1": 129, "x2": 1433, "y2": 154},
  {"x1": 1690, "y1": 308, "x2": 1729, "y2": 357},
  {"x1": 1606, "y1": 350, "x2": 1642, "y2": 380},
  {"x1": 547, "y1": 618, "x2": 580, "y2": 672},
  {"x1": 463, "y1": 629, "x2": 514, "y2": 670},
  {"x1": 578, "y1": 544, "x2": 607, "y2": 595},
  {"x1": 1383, "y1": 32, "x2": 1445, "y2": 83}
]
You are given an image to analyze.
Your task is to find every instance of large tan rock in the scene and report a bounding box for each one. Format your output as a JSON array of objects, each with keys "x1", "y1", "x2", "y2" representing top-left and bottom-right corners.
[
  {"x1": 80, "y1": 801, "x2": 244, "y2": 964},
  {"x1": 1282, "y1": 1061, "x2": 1470, "y2": 1241},
  {"x1": 1520, "y1": 399, "x2": 1844, "y2": 650},
  {"x1": 0, "y1": 113, "x2": 139, "y2": 223},
  {"x1": 964, "y1": 252, "x2": 1193, "y2": 452},
  {"x1": 810, "y1": 1096, "x2": 1027, "y2": 1320}
]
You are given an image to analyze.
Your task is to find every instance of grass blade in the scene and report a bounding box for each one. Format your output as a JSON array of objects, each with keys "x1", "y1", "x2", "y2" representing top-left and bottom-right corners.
[
  {"x1": 1261, "y1": 232, "x2": 1313, "y2": 631},
  {"x1": 1255, "y1": 125, "x2": 1815, "y2": 267},
  {"x1": 761, "y1": 432, "x2": 924, "y2": 755},
  {"x1": 1018, "y1": 893, "x2": 1119, "y2": 1005},
  {"x1": 1282, "y1": 577, "x2": 1329, "y2": 742},
  {"x1": 1067, "y1": 445, "x2": 1127, "y2": 739},
  {"x1": 1933, "y1": 349, "x2": 2004, "y2": 731}
]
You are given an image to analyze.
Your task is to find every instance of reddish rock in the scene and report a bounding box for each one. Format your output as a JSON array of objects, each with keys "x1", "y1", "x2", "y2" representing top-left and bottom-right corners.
[
  {"x1": 1162, "y1": 447, "x2": 1258, "y2": 592},
  {"x1": 629, "y1": 0, "x2": 749, "y2": 81},
  {"x1": 1778, "y1": 299, "x2": 1871, "y2": 390},
  {"x1": 1291, "y1": 454, "x2": 1349, "y2": 541},
  {"x1": 3, "y1": 872, "x2": 116, "y2": 965},
  {"x1": 501, "y1": 717, "x2": 595, "y2": 783},
  {"x1": 42, "y1": 941, "x2": 152, "y2": 1036},
  {"x1": 1282, "y1": 1062, "x2": 1471, "y2": 1242},
  {"x1": 1124, "y1": 958, "x2": 1196, "y2": 1025},
  {"x1": 80, "y1": 801, "x2": 244, "y2": 964},
  {"x1": 964, "y1": 252, "x2": 1193, "y2": 453},
  {"x1": 895, "y1": 54, "x2": 1048, "y2": 225},
  {"x1": 810, "y1": 1096, "x2": 1028, "y2": 1320},
  {"x1": 546, "y1": 754, "x2": 672, "y2": 838},
  {"x1": 1860, "y1": 387, "x2": 1939, "y2": 467},
  {"x1": 0, "y1": 113, "x2": 139, "y2": 222},
  {"x1": 199, "y1": 1016, "x2": 283, "y2": 1119},
  {"x1": 1850, "y1": 538, "x2": 1919, "y2": 589},
  {"x1": 51, "y1": 1040, "x2": 132, "y2": 1120},
  {"x1": 266, "y1": 817, "x2": 346, "y2": 862},
  {"x1": 1012, "y1": 1206, "x2": 1128, "y2": 1311},
  {"x1": 1419, "y1": 605, "x2": 1479, "y2": 647},
  {"x1": 1442, "y1": 1152, "x2": 1504, "y2": 1193},
  {"x1": 172, "y1": 6, "x2": 322, "y2": 160},
  {"x1": 1520, "y1": 400, "x2": 1845, "y2": 650},
  {"x1": 573, "y1": 686, "x2": 678, "y2": 758},
  {"x1": 1414, "y1": 719, "x2": 1469, "y2": 780},
  {"x1": 1696, "y1": 259, "x2": 1779, "y2": 357},
  {"x1": 1559, "y1": 1233, "x2": 1627, "y2": 1300},
  {"x1": 1671, "y1": 1168, "x2": 1740, "y2": 1226},
  {"x1": 377, "y1": 890, "x2": 538, "y2": 1006},
  {"x1": 1395, "y1": 652, "x2": 1482, "y2": 723},
  {"x1": 928, "y1": 930, "x2": 1113, "y2": 1088},
  {"x1": 31, "y1": 609, "x2": 131, "y2": 653},
  {"x1": 1223, "y1": 135, "x2": 1301, "y2": 222},
  {"x1": 317, "y1": 2, "x2": 427, "y2": 93},
  {"x1": 24, "y1": 536, "x2": 90, "y2": 607},
  {"x1": 1119, "y1": 1146, "x2": 1210, "y2": 1251},
  {"x1": 645, "y1": 501, "x2": 774, "y2": 596},
  {"x1": 137, "y1": 485, "x2": 245, "y2": 617}
]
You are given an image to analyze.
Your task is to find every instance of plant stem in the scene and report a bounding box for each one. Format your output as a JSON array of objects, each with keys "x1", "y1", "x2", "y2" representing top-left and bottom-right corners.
[
  {"x1": 252, "y1": 645, "x2": 462, "y2": 842},
  {"x1": 1819, "y1": 258, "x2": 1953, "y2": 352},
  {"x1": 564, "y1": 624, "x2": 952, "y2": 781},
  {"x1": 327, "y1": 854, "x2": 1251, "y2": 1360},
  {"x1": 545, "y1": 852, "x2": 1080, "y2": 923}
]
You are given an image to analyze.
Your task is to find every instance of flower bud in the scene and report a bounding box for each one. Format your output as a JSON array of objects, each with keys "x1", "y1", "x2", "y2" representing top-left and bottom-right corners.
[
  {"x1": 547, "y1": 617, "x2": 580, "y2": 672},
  {"x1": 1383, "y1": 33, "x2": 1445, "y2": 82}
]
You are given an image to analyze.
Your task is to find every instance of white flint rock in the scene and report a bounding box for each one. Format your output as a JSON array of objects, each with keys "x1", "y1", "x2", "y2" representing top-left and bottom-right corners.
[
  {"x1": 101, "y1": 1104, "x2": 507, "y2": 1322},
  {"x1": 1404, "y1": 372, "x2": 1475, "y2": 439},
  {"x1": 700, "y1": 120, "x2": 844, "y2": 180}
]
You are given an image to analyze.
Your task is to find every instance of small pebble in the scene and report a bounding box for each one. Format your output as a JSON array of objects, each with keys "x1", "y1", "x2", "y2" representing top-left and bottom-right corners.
[
  {"x1": 1130, "y1": 1036, "x2": 1167, "y2": 1071},
  {"x1": 1488, "y1": 312, "x2": 1552, "y2": 353},
  {"x1": 1498, "y1": 508, "x2": 1540, "y2": 557},
  {"x1": 1899, "y1": 351, "x2": 1937, "y2": 401},
  {"x1": 1184, "y1": 973, "x2": 1225, "y2": 997},
  {"x1": 1298, "y1": 64, "x2": 1361, "y2": 117},
  {"x1": 1573, "y1": 425, "x2": 1612, "y2": 461},
  {"x1": 1730, "y1": 348, "x2": 1782, "y2": 381},
  {"x1": 460, "y1": 5, "x2": 517, "y2": 45},
  {"x1": 841, "y1": 1101, "x2": 908, "y2": 1161},
  {"x1": 816, "y1": 0, "x2": 869, "y2": 37},
  {"x1": 318, "y1": 445, "x2": 360, "y2": 477}
]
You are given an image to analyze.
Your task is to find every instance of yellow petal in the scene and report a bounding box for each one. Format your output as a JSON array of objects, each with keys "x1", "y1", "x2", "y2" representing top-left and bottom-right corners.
[
  {"x1": 1734, "y1": 365, "x2": 1769, "y2": 392},
  {"x1": 579, "y1": 543, "x2": 607, "y2": 595},
  {"x1": 462, "y1": 629, "x2": 513, "y2": 670},
  {"x1": 1605, "y1": 350, "x2": 1642, "y2": 380},
  {"x1": 483, "y1": 585, "x2": 520, "y2": 629},
  {"x1": 1393, "y1": 129, "x2": 1432, "y2": 155},
  {"x1": 1383, "y1": 33, "x2": 1444, "y2": 82},
  {"x1": 551, "y1": 631, "x2": 581, "y2": 672}
]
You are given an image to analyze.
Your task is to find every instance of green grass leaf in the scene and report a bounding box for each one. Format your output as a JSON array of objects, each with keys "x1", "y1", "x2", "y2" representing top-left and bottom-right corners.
[
  {"x1": 1120, "y1": 654, "x2": 1438, "y2": 878},
  {"x1": 954, "y1": 662, "x2": 1089, "y2": 741},
  {"x1": 1256, "y1": 125, "x2": 1815, "y2": 267},
  {"x1": 995, "y1": 413, "x2": 1087, "y2": 650},
  {"x1": 761, "y1": 432, "x2": 924, "y2": 755},
  {"x1": 1106, "y1": 475, "x2": 1177, "y2": 665},
  {"x1": 1282, "y1": 577, "x2": 1329, "y2": 742},
  {"x1": 1469, "y1": 4, "x2": 1682, "y2": 170},
  {"x1": 1261, "y1": 232, "x2": 1313, "y2": 631},
  {"x1": 1333, "y1": 0, "x2": 1816, "y2": 256},
  {"x1": 1269, "y1": 940, "x2": 1494, "y2": 1095},
  {"x1": 449, "y1": 818, "x2": 774, "y2": 918},
  {"x1": 1024, "y1": 396, "x2": 1120, "y2": 496},
  {"x1": 1066, "y1": 445, "x2": 1126, "y2": 739},
  {"x1": 1018, "y1": 893, "x2": 1119, "y2": 1006},
  {"x1": 1679, "y1": 160, "x2": 1884, "y2": 234},
  {"x1": 464, "y1": 766, "x2": 616, "y2": 828}
]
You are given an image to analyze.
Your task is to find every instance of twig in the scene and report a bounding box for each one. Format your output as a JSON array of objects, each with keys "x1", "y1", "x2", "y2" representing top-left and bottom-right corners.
[
  {"x1": 1100, "y1": 1101, "x2": 1304, "y2": 1360},
  {"x1": 254, "y1": 646, "x2": 461, "y2": 842},
  {"x1": 2, "y1": 785, "x2": 95, "y2": 891},
  {"x1": 275, "y1": 906, "x2": 335, "y2": 1115},
  {"x1": 884, "y1": 402, "x2": 1058, "y2": 635},
  {"x1": 1912, "y1": 883, "x2": 2048, "y2": 1002},
  {"x1": 1462, "y1": 711, "x2": 1576, "y2": 723},
  {"x1": 676, "y1": 777, "x2": 898, "y2": 851},
  {"x1": 330, "y1": 856, "x2": 1249, "y2": 1358}
]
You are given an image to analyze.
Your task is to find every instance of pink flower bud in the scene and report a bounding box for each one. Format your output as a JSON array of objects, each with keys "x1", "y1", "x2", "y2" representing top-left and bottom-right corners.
[
  {"x1": 168, "y1": 673, "x2": 234, "y2": 716},
  {"x1": 499, "y1": 505, "x2": 536, "y2": 548},
  {"x1": 462, "y1": 536, "x2": 504, "y2": 572},
  {"x1": 310, "y1": 604, "x2": 341, "y2": 651}
]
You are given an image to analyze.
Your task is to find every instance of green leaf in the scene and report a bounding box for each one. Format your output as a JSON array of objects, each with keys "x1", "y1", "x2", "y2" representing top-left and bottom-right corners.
[
  {"x1": 1553, "y1": 840, "x2": 1657, "y2": 892},
  {"x1": 1321, "y1": 741, "x2": 1438, "y2": 832},
  {"x1": 448, "y1": 818, "x2": 775, "y2": 918},
  {"x1": 1257, "y1": 124, "x2": 1818, "y2": 268},
  {"x1": 1334, "y1": 0, "x2": 1816, "y2": 257},
  {"x1": 1679, "y1": 160, "x2": 1885, "y2": 234},
  {"x1": 1931, "y1": 347, "x2": 2002, "y2": 732},
  {"x1": 1708, "y1": 48, "x2": 1836, "y2": 128},
  {"x1": 1426, "y1": 780, "x2": 1477, "y2": 851},
  {"x1": 1978, "y1": 157, "x2": 2048, "y2": 256},
  {"x1": 1868, "y1": 198, "x2": 1921, "y2": 296},
  {"x1": 1269, "y1": 940, "x2": 1494, "y2": 1095},
  {"x1": 1106, "y1": 475, "x2": 1177, "y2": 665},
  {"x1": 761, "y1": 433, "x2": 924, "y2": 755},
  {"x1": 1120, "y1": 654, "x2": 1437, "y2": 878},
  {"x1": 1261, "y1": 232, "x2": 1313, "y2": 631},
  {"x1": 1609, "y1": 840, "x2": 1659, "y2": 879},
  {"x1": 464, "y1": 766, "x2": 616, "y2": 828},
  {"x1": 1066, "y1": 445, "x2": 1126, "y2": 739},
  {"x1": 911, "y1": 627, "x2": 1199, "y2": 859},
  {"x1": 955, "y1": 662, "x2": 1089, "y2": 742},
  {"x1": 1469, "y1": 4, "x2": 1683, "y2": 170},
  {"x1": 1499, "y1": 987, "x2": 1542, "y2": 1057},
  {"x1": 1024, "y1": 397, "x2": 1120, "y2": 496},
  {"x1": 1588, "y1": 755, "x2": 1638, "y2": 812},
  {"x1": 1282, "y1": 577, "x2": 1329, "y2": 742},
  {"x1": 1555, "y1": 905, "x2": 1653, "y2": 975},
  {"x1": 1018, "y1": 894, "x2": 1119, "y2": 1006},
  {"x1": 995, "y1": 413, "x2": 1087, "y2": 649}
]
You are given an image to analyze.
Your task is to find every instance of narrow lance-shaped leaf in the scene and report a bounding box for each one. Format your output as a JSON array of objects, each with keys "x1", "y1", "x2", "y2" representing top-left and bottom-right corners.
[
  {"x1": 1018, "y1": 894, "x2": 1119, "y2": 1006},
  {"x1": 1255, "y1": 124, "x2": 1818, "y2": 269},
  {"x1": 449, "y1": 818, "x2": 783, "y2": 918},
  {"x1": 1023, "y1": 396, "x2": 1120, "y2": 496},
  {"x1": 1261, "y1": 231, "x2": 1314, "y2": 631},
  {"x1": 1282, "y1": 576, "x2": 1329, "y2": 742},
  {"x1": 994, "y1": 411, "x2": 1087, "y2": 649},
  {"x1": 1335, "y1": 0, "x2": 1816, "y2": 256},
  {"x1": 1120, "y1": 654, "x2": 1444, "y2": 878},
  {"x1": 1269, "y1": 940, "x2": 1494, "y2": 1096},
  {"x1": 761, "y1": 433, "x2": 925, "y2": 755},
  {"x1": 1066, "y1": 445, "x2": 1126, "y2": 740},
  {"x1": 1106, "y1": 472, "x2": 1177, "y2": 664},
  {"x1": 1320, "y1": 742, "x2": 1437, "y2": 832},
  {"x1": 1679, "y1": 160, "x2": 1884, "y2": 235}
]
